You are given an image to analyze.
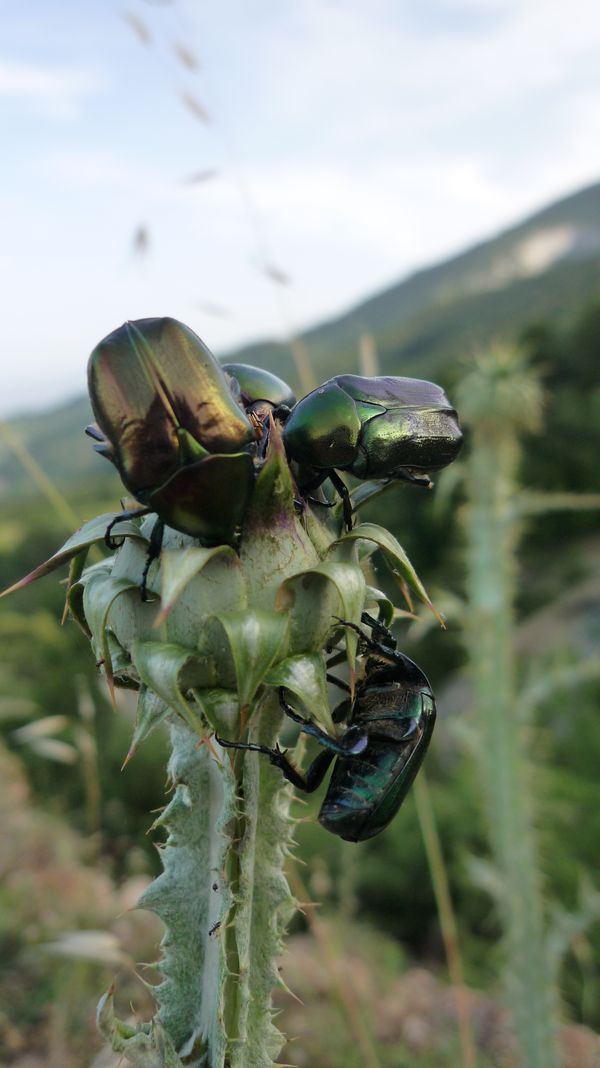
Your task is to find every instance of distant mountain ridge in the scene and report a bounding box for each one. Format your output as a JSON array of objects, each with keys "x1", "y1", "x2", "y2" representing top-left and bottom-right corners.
[{"x1": 1, "y1": 180, "x2": 599, "y2": 496}]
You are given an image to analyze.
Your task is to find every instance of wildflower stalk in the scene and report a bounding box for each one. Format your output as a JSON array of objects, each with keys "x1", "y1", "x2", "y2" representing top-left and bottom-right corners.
[
  {"x1": 413, "y1": 773, "x2": 477, "y2": 1068},
  {"x1": 130, "y1": 694, "x2": 295, "y2": 1068},
  {"x1": 459, "y1": 348, "x2": 560, "y2": 1068}
]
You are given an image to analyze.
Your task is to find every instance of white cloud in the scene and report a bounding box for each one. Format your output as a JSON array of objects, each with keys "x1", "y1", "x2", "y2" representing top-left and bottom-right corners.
[
  {"x1": 41, "y1": 147, "x2": 159, "y2": 190},
  {"x1": 224, "y1": 0, "x2": 600, "y2": 158},
  {"x1": 0, "y1": 58, "x2": 102, "y2": 119}
]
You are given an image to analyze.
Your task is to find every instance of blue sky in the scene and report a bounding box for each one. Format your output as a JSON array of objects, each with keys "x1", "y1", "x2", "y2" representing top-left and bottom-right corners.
[{"x1": 1, "y1": 0, "x2": 599, "y2": 415}]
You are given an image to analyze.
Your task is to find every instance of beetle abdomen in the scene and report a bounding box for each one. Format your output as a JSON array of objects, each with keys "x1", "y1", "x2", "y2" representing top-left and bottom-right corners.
[
  {"x1": 319, "y1": 744, "x2": 403, "y2": 841},
  {"x1": 353, "y1": 405, "x2": 463, "y2": 479},
  {"x1": 282, "y1": 372, "x2": 463, "y2": 482},
  {"x1": 319, "y1": 692, "x2": 436, "y2": 842}
]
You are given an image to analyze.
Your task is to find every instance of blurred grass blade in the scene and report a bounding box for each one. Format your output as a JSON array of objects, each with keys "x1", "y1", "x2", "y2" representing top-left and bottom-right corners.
[
  {"x1": 414, "y1": 773, "x2": 477, "y2": 1068},
  {"x1": 0, "y1": 418, "x2": 80, "y2": 531}
]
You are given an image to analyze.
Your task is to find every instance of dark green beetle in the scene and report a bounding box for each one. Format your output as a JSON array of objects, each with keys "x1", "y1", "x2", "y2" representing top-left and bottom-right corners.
[
  {"x1": 222, "y1": 362, "x2": 296, "y2": 421},
  {"x1": 222, "y1": 362, "x2": 296, "y2": 459},
  {"x1": 218, "y1": 615, "x2": 436, "y2": 842},
  {"x1": 86, "y1": 317, "x2": 257, "y2": 591},
  {"x1": 280, "y1": 374, "x2": 463, "y2": 525}
]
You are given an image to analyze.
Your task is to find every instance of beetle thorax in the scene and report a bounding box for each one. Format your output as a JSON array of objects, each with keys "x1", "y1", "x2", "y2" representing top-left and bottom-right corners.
[{"x1": 354, "y1": 677, "x2": 424, "y2": 726}]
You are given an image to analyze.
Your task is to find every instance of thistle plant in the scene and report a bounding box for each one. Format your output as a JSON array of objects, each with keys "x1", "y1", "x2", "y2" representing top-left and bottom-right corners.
[
  {"x1": 3, "y1": 318, "x2": 462, "y2": 1068},
  {"x1": 457, "y1": 346, "x2": 600, "y2": 1067}
]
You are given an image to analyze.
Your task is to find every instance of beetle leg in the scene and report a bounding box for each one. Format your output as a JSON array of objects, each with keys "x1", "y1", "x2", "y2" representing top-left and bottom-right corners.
[
  {"x1": 329, "y1": 470, "x2": 354, "y2": 530},
  {"x1": 326, "y1": 672, "x2": 351, "y2": 693},
  {"x1": 216, "y1": 736, "x2": 333, "y2": 793},
  {"x1": 333, "y1": 616, "x2": 398, "y2": 661},
  {"x1": 296, "y1": 473, "x2": 349, "y2": 516},
  {"x1": 217, "y1": 738, "x2": 300, "y2": 781},
  {"x1": 217, "y1": 737, "x2": 281, "y2": 763},
  {"x1": 332, "y1": 696, "x2": 352, "y2": 723},
  {"x1": 140, "y1": 517, "x2": 165, "y2": 601},
  {"x1": 325, "y1": 649, "x2": 347, "y2": 668},
  {"x1": 301, "y1": 749, "x2": 337, "y2": 792},
  {"x1": 279, "y1": 687, "x2": 339, "y2": 745},
  {"x1": 293, "y1": 496, "x2": 330, "y2": 515},
  {"x1": 267, "y1": 746, "x2": 337, "y2": 793},
  {"x1": 104, "y1": 507, "x2": 151, "y2": 551},
  {"x1": 279, "y1": 688, "x2": 367, "y2": 757},
  {"x1": 256, "y1": 413, "x2": 271, "y2": 460},
  {"x1": 361, "y1": 611, "x2": 396, "y2": 650},
  {"x1": 272, "y1": 404, "x2": 292, "y2": 424},
  {"x1": 395, "y1": 469, "x2": 433, "y2": 489},
  {"x1": 306, "y1": 495, "x2": 336, "y2": 509}
]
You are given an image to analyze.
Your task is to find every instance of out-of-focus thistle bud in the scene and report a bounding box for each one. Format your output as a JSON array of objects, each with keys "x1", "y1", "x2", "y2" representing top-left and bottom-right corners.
[{"x1": 87, "y1": 317, "x2": 257, "y2": 543}]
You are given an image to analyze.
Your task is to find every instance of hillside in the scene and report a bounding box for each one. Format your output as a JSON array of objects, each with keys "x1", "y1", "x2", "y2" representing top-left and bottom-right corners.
[{"x1": 1, "y1": 179, "x2": 599, "y2": 496}]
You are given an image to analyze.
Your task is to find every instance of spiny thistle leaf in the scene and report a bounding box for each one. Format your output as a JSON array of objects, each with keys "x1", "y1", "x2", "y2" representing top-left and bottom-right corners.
[
  {"x1": 0, "y1": 512, "x2": 147, "y2": 597},
  {"x1": 131, "y1": 641, "x2": 214, "y2": 736},
  {"x1": 124, "y1": 686, "x2": 171, "y2": 766},
  {"x1": 223, "y1": 692, "x2": 297, "y2": 1068},
  {"x1": 97, "y1": 984, "x2": 184, "y2": 1067},
  {"x1": 139, "y1": 723, "x2": 237, "y2": 1063},
  {"x1": 83, "y1": 573, "x2": 142, "y2": 702},
  {"x1": 332, "y1": 522, "x2": 441, "y2": 622}
]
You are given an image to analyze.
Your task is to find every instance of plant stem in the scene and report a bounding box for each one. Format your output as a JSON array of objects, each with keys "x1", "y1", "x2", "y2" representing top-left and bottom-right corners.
[
  {"x1": 463, "y1": 426, "x2": 560, "y2": 1068},
  {"x1": 140, "y1": 691, "x2": 295, "y2": 1068}
]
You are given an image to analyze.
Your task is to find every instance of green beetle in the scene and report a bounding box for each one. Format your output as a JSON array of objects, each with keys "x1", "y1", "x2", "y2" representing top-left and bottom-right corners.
[
  {"x1": 280, "y1": 374, "x2": 463, "y2": 525},
  {"x1": 222, "y1": 362, "x2": 297, "y2": 458},
  {"x1": 86, "y1": 317, "x2": 257, "y2": 592},
  {"x1": 218, "y1": 614, "x2": 436, "y2": 842},
  {"x1": 222, "y1": 362, "x2": 296, "y2": 420}
]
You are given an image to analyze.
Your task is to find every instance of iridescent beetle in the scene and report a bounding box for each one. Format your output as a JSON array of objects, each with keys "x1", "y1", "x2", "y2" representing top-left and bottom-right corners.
[
  {"x1": 279, "y1": 374, "x2": 464, "y2": 526},
  {"x1": 86, "y1": 320, "x2": 298, "y2": 596},
  {"x1": 86, "y1": 318, "x2": 463, "y2": 589},
  {"x1": 219, "y1": 615, "x2": 436, "y2": 841},
  {"x1": 86, "y1": 318, "x2": 258, "y2": 593}
]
